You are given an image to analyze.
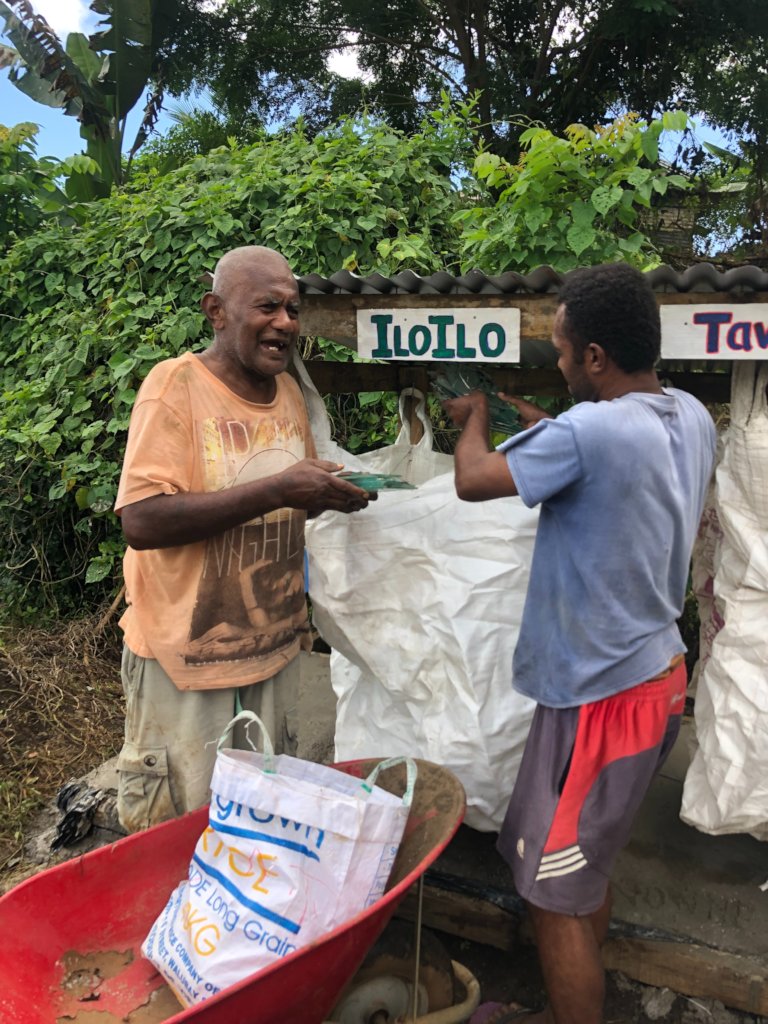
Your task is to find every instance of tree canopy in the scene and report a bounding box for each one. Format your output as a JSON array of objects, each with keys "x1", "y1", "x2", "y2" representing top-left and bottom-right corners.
[{"x1": 165, "y1": 0, "x2": 768, "y2": 155}]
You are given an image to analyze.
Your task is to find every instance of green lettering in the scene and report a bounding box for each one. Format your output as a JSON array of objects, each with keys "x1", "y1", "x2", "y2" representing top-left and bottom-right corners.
[
  {"x1": 393, "y1": 325, "x2": 409, "y2": 357},
  {"x1": 456, "y1": 323, "x2": 476, "y2": 359},
  {"x1": 408, "y1": 324, "x2": 431, "y2": 356},
  {"x1": 479, "y1": 323, "x2": 506, "y2": 358},
  {"x1": 370, "y1": 315, "x2": 393, "y2": 358},
  {"x1": 429, "y1": 315, "x2": 456, "y2": 359}
]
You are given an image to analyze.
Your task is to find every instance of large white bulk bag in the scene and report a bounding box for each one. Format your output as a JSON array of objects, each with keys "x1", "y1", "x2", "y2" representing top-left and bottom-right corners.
[
  {"x1": 295, "y1": 356, "x2": 538, "y2": 830},
  {"x1": 682, "y1": 363, "x2": 768, "y2": 840}
]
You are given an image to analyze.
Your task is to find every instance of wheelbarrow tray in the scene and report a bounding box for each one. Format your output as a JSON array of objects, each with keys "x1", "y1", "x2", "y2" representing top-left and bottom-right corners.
[{"x1": 0, "y1": 758, "x2": 465, "y2": 1024}]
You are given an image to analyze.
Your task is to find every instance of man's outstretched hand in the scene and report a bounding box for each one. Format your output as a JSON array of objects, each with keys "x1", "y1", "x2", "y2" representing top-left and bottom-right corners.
[{"x1": 278, "y1": 459, "x2": 377, "y2": 515}]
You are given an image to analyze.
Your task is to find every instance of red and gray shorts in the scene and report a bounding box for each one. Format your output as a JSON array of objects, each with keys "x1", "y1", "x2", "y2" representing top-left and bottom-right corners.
[{"x1": 497, "y1": 661, "x2": 687, "y2": 916}]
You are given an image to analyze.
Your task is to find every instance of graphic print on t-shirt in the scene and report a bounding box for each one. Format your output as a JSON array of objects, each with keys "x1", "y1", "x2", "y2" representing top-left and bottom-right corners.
[{"x1": 184, "y1": 415, "x2": 308, "y2": 667}]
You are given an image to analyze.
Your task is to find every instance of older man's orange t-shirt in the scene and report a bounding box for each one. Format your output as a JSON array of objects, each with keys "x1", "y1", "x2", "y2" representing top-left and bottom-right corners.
[{"x1": 115, "y1": 353, "x2": 316, "y2": 691}]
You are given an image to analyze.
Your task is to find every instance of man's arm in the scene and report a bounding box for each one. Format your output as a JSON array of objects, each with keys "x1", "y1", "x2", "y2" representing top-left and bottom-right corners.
[
  {"x1": 443, "y1": 392, "x2": 519, "y2": 501},
  {"x1": 121, "y1": 459, "x2": 372, "y2": 550}
]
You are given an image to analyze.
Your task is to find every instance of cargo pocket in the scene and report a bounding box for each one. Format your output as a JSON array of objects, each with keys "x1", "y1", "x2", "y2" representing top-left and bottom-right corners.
[{"x1": 116, "y1": 742, "x2": 179, "y2": 833}]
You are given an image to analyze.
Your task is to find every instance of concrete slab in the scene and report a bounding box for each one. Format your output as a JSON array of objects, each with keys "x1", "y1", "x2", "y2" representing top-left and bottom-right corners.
[
  {"x1": 296, "y1": 654, "x2": 768, "y2": 959},
  {"x1": 611, "y1": 720, "x2": 768, "y2": 957},
  {"x1": 297, "y1": 651, "x2": 336, "y2": 764},
  {"x1": 428, "y1": 718, "x2": 768, "y2": 958}
]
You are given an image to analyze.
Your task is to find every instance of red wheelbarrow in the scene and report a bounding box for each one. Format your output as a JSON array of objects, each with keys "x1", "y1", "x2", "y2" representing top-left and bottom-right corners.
[{"x1": 0, "y1": 758, "x2": 465, "y2": 1024}]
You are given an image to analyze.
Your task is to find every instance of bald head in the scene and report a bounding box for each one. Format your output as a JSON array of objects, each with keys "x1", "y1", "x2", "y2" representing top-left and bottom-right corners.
[
  {"x1": 211, "y1": 246, "x2": 293, "y2": 299},
  {"x1": 200, "y1": 245, "x2": 300, "y2": 393}
]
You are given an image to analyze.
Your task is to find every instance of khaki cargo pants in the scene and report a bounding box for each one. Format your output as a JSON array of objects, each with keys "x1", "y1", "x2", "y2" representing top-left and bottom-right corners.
[{"x1": 116, "y1": 646, "x2": 300, "y2": 834}]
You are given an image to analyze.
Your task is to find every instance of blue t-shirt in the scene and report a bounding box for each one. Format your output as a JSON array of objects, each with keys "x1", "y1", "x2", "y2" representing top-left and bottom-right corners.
[{"x1": 499, "y1": 388, "x2": 716, "y2": 708}]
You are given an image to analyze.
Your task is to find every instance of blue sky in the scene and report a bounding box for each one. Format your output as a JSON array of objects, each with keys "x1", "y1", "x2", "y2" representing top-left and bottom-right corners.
[
  {"x1": 0, "y1": 71, "x2": 177, "y2": 160},
  {"x1": 0, "y1": 0, "x2": 176, "y2": 159},
  {"x1": 2, "y1": 0, "x2": 91, "y2": 159}
]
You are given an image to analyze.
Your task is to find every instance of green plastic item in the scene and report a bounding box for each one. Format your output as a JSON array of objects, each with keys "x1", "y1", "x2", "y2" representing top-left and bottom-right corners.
[{"x1": 336, "y1": 471, "x2": 417, "y2": 490}]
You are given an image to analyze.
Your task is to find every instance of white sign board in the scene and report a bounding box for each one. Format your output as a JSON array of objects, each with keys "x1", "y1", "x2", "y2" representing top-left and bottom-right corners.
[
  {"x1": 661, "y1": 304, "x2": 768, "y2": 360},
  {"x1": 357, "y1": 308, "x2": 521, "y2": 362}
]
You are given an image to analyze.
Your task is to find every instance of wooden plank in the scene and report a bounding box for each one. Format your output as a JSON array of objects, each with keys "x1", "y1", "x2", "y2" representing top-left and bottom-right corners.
[
  {"x1": 299, "y1": 291, "x2": 768, "y2": 346},
  {"x1": 397, "y1": 883, "x2": 520, "y2": 952},
  {"x1": 294, "y1": 362, "x2": 436, "y2": 397},
  {"x1": 395, "y1": 887, "x2": 768, "y2": 1016},
  {"x1": 655, "y1": 290, "x2": 768, "y2": 307},
  {"x1": 602, "y1": 937, "x2": 768, "y2": 1016},
  {"x1": 297, "y1": 361, "x2": 731, "y2": 403},
  {"x1": 299, "y1": 293, "x2": 558, "y2": 345}
]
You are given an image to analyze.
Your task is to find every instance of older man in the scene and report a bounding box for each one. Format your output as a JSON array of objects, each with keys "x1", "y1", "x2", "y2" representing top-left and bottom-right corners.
[
  {"x1": 114, "y1": 245, "x2": 371, "y2": 832},
  {"x1": 444, "y1": 263, "x2": 716, "y2": 1024}
]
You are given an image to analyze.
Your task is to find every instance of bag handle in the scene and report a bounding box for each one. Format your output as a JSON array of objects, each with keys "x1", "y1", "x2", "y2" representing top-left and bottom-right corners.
[
  {"x1": 361, "y1": 756, "x2": 417, "y2": 808},
  {"x1": 295, "y1": 353, "x2": 435, "y2": 459},
  {"x1": 216, "y1": 715, "x2": 417, "y2": 800},
  {"x1": 216, "y1": 710, "x2": 276, "y2": 774},
  {"x1": 396, "y1": 388, "x2": 435, "y2": 450}
]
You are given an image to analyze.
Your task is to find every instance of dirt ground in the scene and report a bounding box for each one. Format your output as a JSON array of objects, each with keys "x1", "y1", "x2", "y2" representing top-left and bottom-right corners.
[
  {"x1": 436, "y1": 931, "x2": 763, "y2": 1024},
  {"x1": 0, "y1": 615, "x2": 124, "y2": 878},
  {"x1": 0, "y1": 619, "x2": 764, "y2": 1023}
]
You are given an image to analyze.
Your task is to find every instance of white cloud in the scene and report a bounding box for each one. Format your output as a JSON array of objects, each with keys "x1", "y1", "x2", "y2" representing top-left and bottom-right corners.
[
  {"x1": 32, "y1": 0, "x2": 94, "y2": 39},
  {"x1": 327, "y1": 34, "x2": 375, "y2": 83},
  {"x1": 328, "y1": 47, "x2": 361, "y2": 79}
]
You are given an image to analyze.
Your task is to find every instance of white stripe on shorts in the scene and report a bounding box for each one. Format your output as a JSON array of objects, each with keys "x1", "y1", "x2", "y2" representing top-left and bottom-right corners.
[{"x1": 536, "y1": 844, "x2": 588, "y2": 880}]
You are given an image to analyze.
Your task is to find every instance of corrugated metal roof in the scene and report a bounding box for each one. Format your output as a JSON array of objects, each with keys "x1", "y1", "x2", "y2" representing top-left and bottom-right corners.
[{"x1": 297, "y1": 263, "x2": 768, "y2": 295}]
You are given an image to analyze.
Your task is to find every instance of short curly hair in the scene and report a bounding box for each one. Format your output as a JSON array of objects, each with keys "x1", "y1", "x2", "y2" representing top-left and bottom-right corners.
[{"x1": 557, "y1": 263, "x2": 660, "y2": 372}]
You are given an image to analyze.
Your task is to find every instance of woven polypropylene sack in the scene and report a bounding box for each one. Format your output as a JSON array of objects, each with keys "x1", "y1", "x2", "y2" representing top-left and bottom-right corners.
[{"x1": 682, "y1": 364, "x2": 768, "y2": 840}]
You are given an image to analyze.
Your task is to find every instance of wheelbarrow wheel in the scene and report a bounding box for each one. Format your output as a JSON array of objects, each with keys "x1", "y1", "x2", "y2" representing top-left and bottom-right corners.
[{"x1": 330, "y1": 919, "x2": 456, "y2": 1023}]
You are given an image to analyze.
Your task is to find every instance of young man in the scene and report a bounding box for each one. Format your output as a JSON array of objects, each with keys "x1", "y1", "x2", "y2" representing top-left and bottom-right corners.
[
  {"x1": 443, "y1": 263, "x2": 716, "y2": 1024},
  {"x1": 115, "y1": 245, "x2": 372, "y2": 833}
]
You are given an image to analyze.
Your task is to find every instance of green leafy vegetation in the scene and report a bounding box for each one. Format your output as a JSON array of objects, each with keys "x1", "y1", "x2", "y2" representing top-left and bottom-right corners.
[
  {"x1": 693, "y1": 140, "x2": 768, "y2": 265},
  {"x1": 0, "y1": 123, "x2": 66, "y2": 246},
  {"x1": 456, "y1": 112, "x2": 691, "y2": 272},
  {"x1": 0, "y1": 103, "x2": 702, "y2": 621},
  {"x1": 0, "y1": 106, "x2": 472, "y2": 618},
  {"x1": 132, "y1": 105, "x2": 266, "y2": 176},
  {"x1": 0, "y1": 123, "x2": 103, "y2": 252}
]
